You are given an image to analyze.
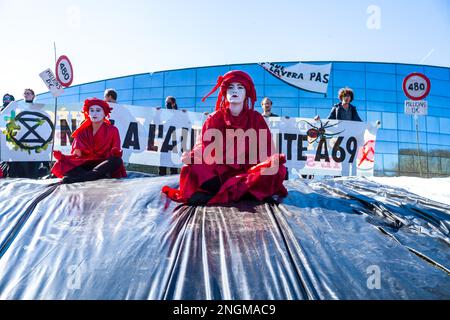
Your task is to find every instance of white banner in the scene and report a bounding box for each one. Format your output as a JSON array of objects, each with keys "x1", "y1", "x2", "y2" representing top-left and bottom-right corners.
[
  {"x1": 404, "y1": 100, "x2": 428, "y2": 116},
  {"x1": 39, "y1": 68, "x2": 64, "y2": 97},
  {"x1": 0, "y1": 102, "x2": 378, "y2": 177},
  {"x1": 259, "y1": 62, "x2": 331, "y2": 94}
]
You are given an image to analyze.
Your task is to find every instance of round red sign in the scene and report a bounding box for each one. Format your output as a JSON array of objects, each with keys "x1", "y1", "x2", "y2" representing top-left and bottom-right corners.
[
  {"x1": 55, "y1": 55, "x2": 74, "y2": 87},
  {"x1": 402, "y1": 72, "x2": 431, "y2": 101}
]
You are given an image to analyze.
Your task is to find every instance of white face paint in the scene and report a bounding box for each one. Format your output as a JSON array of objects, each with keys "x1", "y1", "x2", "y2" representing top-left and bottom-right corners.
[
  {"x1": 226, "y1": 82, "x2": 246, "y2": 116},
  {"x1": 88, "y1": 105, "x2": 105, "y2": 123}
]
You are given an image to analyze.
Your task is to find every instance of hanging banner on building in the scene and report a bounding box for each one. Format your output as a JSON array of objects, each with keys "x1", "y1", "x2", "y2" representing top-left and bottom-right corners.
[
  {"x1": 259, "y1": 62, "x2": 332, "y2": 94},
  {"x1": 0, "y1": 102, "x2": 378, "y2": 177}
]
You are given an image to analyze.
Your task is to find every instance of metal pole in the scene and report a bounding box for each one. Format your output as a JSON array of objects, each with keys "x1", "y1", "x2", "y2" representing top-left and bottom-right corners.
[
  {"x1": 50, "y1": 42, "x2": 58, "y2": 165},
  {"x1": 414, "y1": 114, "x2": 423, "y2": 177}
]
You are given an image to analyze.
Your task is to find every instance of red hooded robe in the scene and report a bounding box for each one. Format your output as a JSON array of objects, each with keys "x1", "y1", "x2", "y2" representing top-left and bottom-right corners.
[
  {"x1": 162, "y1": 71, "x2": 287, "y2": 204},
  {"x1": 51, "y1": 98, "x2": 127, "y2": 179}
]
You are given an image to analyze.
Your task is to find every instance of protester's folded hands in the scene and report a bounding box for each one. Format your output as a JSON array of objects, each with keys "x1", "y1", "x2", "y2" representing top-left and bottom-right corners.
[
  {"x1": 181, "y1": 151, "x2": 192, "y2": 164},
  {"x1": 53, "y1": 150, "x2": 64, "y2": 160},
  {"x1": 73, "y1": 149, "x2": 83, "y2": 157},
  {"x1": 111, "y1": 147, "x2": 123, "y2": 157}
]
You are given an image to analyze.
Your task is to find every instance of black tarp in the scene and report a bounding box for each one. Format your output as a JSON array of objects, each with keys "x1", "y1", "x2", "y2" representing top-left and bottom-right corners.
[{"x1": 0, "y1": 174, "x2": 449, "y2": 299}]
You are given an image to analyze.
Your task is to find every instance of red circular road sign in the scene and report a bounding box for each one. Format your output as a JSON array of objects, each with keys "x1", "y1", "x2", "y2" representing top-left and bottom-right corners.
[
  {"x1": 55, "y1": 55, "x2": 74, "y2": 87},
  {"x1": 402, "y1": 72, "x2": 431, "y2": 101}
]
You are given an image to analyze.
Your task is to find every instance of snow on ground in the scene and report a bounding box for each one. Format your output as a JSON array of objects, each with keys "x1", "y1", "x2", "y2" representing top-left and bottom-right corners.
[{"x1": 369, "y1": 176, "x2": 450, "y2": 206}]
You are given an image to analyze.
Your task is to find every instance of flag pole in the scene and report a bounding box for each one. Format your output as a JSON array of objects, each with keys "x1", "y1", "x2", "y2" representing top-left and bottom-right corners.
[
  {"x1": 414, "y1": 114, "x2": 423, "y2": 177},
  {"x1": 50, "y1": 41, "x2": 58, "y2": 165}
]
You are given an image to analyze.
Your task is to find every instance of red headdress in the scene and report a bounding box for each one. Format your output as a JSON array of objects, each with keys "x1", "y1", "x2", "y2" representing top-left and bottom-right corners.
[
  {"x1": 201, "y1": 70, "x2": 257, "y2": 112},
  {"x1": 72, "y1": 98, "x2": 113, "y2": 138}
]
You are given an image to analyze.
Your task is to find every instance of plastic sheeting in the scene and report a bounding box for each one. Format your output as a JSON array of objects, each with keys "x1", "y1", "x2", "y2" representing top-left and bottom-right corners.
[{"x1": 0, "y1": 174, "x2": 449, "y2": 300}]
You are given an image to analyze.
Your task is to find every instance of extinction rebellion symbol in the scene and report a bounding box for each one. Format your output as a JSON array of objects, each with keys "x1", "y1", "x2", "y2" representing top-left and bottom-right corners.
[{"x1": 3, "y1": 111, "x2": 54, "y2": 153}]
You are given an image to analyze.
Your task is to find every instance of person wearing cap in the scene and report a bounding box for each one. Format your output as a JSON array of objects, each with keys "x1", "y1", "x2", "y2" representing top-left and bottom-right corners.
[
  {"x1": 1, "y1": 93, "x2": 15, "y2": 111},
  {"x1": 162, "y1": 70, "x2": 288, "y2": 205},
  {"x1": 51, "y1": 98, "x2": 127, "y2": 183}
]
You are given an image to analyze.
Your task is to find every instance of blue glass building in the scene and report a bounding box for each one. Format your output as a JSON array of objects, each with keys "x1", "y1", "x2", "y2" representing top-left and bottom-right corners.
[{"x1": 36, "y1": 61, "x2": 450, "y2": 177}]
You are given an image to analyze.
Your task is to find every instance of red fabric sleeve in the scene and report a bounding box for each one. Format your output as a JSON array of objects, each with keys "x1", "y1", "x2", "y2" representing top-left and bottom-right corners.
[
  {"x1": 71, "y1": 129, "x2": 92, "y2": 157},
  {"x1": 201, "y1": 113, "x2": 223, "y2": 150},
  {"x1": 111, "y1": 126, "x2": 121, "y2": 149},
  {"x1": 109, "y1": 126, "x2": 123, "y2": 157},
  {"x1": 186, "y1": 112, "x2": 224, "y2": 164}
]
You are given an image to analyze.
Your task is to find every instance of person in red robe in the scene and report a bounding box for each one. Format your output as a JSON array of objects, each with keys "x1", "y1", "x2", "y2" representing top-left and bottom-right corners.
[
  {"x1": 51, "y1": 98, "x2": 127, "y2": 183},
  {"x1": 162, "y1": 70, "x2": 288, "y2": 205}
]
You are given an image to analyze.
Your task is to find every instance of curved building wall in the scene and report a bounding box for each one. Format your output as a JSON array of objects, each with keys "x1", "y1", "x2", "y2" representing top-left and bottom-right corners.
[{"x1": 36, "y1": 61, "x2": 450, "y2": 177}]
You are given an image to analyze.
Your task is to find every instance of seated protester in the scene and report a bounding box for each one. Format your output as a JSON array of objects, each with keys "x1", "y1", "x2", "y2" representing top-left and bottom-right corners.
[
  {"x1": 326, "y1": 87, "x2": 362, "y2": 121},
  {"x1": 162, "y1": 70, "x2": 288, "y2": 205},
  {"x1": 51, "y1": 98, "x2": 127, "y2": 184}
]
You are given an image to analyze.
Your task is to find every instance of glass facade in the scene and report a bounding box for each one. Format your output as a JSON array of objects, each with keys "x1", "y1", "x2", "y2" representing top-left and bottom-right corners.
[{"x1": 36, "y1": 62, "x2": 450, "y2": 177}]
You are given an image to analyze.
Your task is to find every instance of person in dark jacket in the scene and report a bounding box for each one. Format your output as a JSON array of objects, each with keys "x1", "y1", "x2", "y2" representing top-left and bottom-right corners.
[
  {"x1": 0, "y1": 89, "x2": 50, "y2": 179},
  {"x1": 315, "y1": 87, "x2": 362, "y2": 122},
  {"x1": 328, "y1": 87, "x2": 362, "y2": 121},
  {"x1": 159, "y1": 96, "x2": 180, "y2": 176},
  {"x1": 311, "y1": 87, "x2": 362, "y2": 179}
]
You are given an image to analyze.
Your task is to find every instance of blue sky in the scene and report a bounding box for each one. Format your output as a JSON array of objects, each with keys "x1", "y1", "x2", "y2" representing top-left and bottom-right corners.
[{"x1": 0, "y1": 0, "x2": 449, "y2": 99}]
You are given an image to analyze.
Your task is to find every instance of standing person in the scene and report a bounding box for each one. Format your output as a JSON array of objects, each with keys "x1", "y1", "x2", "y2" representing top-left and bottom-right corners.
[
  {"x1": 159, "y1": 96, "x2": 180, "y2": 176},
  {"x1": 23, "y1": 88, "x2": 35, "y2": 103},
  {"x1": 104, "y1": 88, "x2": 118, "y2": 103},
  {"x1": 315, "y1": 87, "x2": 362, "y2": 122},
  {"x1": 165, "y1": 96, "x2": 177, "y2": 110},
  {"x1": 162, "y1": 70, "x2": 288, "y2": 205},
  {"x1": 51, "y1": 98, "x2": 127, "y2": 183},
  {"x1": 24, "y1": 88, "x2": 51, "y2": 176},
  {"x1": 0, "y1": 89, "x2": 50, "y2": 178},
  {"x1": 313, "y1": 87, "x2": 362, "y2": 178},
  {"x1": 261, "y1": 97, "x2": 279, "y2": 117},
  {"x1": 1, "y1": 93, "x2": 15, "y2": 112}
]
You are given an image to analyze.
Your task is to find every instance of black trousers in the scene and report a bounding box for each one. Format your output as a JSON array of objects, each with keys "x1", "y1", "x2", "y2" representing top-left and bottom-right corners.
[
  {"x1": 0, "y1": 161, "x2": 50, "y2": 178},
  {"x1": 65, "y1": 157, "x2": 123, "y2": 182},
  {"x1": 159, "y1": 166, "x2": 179, "y2": 176}
]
